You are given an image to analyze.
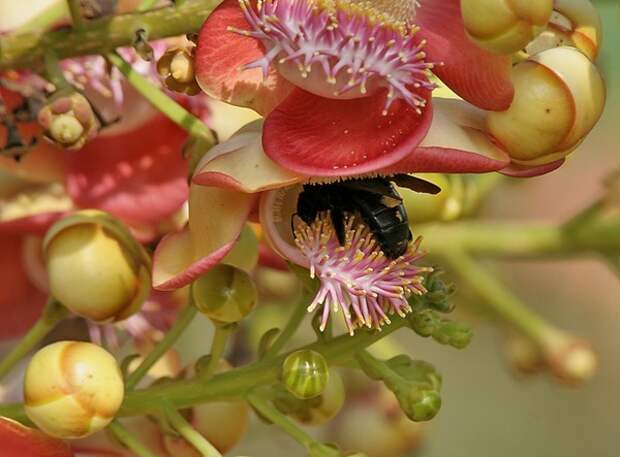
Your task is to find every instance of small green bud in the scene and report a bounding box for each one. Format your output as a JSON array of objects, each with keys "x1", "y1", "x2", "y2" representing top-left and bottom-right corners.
[
  {"x1": 399, "y1": 389, "x2": 441, "y2": 422},
  {"x1": 386, "y1": 356, "x2": 442, "y2": 391},
  {"x1": 282, "y1": 350, "x2": 329, "y2": 400},
  {"x1": 432, "y1": 320, "x2": 473, "y2": 349},
  {"x1": 408, "y1": 309, "x2": 438, "y2": 337},
  {"x1": 192, "y1": 264, "x2": 257, "y2": 324}
]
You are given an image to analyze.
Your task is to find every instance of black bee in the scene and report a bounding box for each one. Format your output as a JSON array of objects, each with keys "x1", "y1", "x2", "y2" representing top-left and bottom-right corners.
[{"x1": 295, "y1": 174, "x2": 440, "y2": 259}]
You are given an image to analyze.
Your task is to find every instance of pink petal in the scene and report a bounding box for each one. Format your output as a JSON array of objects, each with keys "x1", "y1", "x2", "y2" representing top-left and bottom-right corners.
[
  {"x1": 263, "y1": 88, "x2": 433, "y2": 177},
  {"x1": 193, "y1": 120, "x2": 303, "y2": 193},
  {"x1": 0, "y1": 235, "x2": 46, "y2": 341},
  {"x1": 195, "y1": 0, "x2": 294, "y2": 115},
  {"x1": 417, "y1": 0, "x2": 514, "y2": 111},
  {"x1": 152, "y1": 185, "x2": 255, "y2": 290},
  {"x1": 383, "y1": 98, "x2": 510, "y2": 173},
  {"x1": 0, "y1": 417, "x2": 74, "y2": 457},
  {"x1": 65, "y1": 113, "x2": 188, "y2": 227},
  {"x1": 500, "y1": 159, "x2": 565, "y2": 178}
]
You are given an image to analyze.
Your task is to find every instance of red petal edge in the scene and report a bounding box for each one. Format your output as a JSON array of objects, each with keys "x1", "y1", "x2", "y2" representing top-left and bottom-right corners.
[
  {"x1": 500, "y1": 159, "x2": 566, "y2": 178},
  {"x1": 0, "y1": 417, "x2": 73, "y2": 457},
  {"x1": 195, "y1": 0, "x2": 293, "y2": 115},
  {"x1": 416, "y1": 0, "x2": 514, "y2": 111}
]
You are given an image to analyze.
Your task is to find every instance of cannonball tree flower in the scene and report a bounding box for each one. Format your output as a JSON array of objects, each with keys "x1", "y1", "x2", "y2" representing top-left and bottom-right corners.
[
  {"x1": 195, "y1": 0, "x2": 605, "y2": 177},
  {"x1": 152, "y1": 100, "x2": 511, "y2": 332},
  {"x1": 194, "y1": 0, "x2": 515, "y2": 175},
  {"x1": 0, "y1": 417, "x2": 74, "y2": 457}
]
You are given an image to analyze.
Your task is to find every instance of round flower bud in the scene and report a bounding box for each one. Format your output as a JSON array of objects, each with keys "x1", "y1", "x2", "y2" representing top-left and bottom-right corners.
[
  {"x1": 398, "y1": 389, "x2": 441, "y2": 422},
  {"x1": 525, "y1": 0, "x2": 601, "y2": 61},
  {"x1": 37, "y1": 91, "x2": 100, "y2": 149},
  {"x1": 282, "y1": 350, "x2": 329, "y2": 400},
  {"x1": 542, "y1": 331, "x2": 597, "y2": 385},
  {"x1": 461, "y1": 0, "x2": 553, "y2": 55},
  {"x1": 157, "y1": 47, "x2": 201, "y2": 95},
  {"x1": 44, "y1": 210, "x2": 152, "y2": 323},
  {"x1": 487, "y1": 46, "x2": 605, "y2": 167},
  {"x1": 192, "y1": 264, "x2": 257, "y2": 324},
  {"x1": 293, "y1": 370, "x2": 346, "y2": 426},
  {"x1": 24, "y1": 341, "x2": 124, "y2": 439}
]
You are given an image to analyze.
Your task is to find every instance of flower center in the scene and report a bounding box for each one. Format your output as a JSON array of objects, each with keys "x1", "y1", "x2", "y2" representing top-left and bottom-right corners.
[
  {"x1": 293, "y1": 212, "x2": 430, "y2": 335},
  {"x1": 232, "y1": 0, "x2": 435, "y2": 114}
]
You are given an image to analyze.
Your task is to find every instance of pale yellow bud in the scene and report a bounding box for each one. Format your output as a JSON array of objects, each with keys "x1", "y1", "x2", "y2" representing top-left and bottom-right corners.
[
  {"x1": 487, "y1": 46, "x2": 605, "y2": 166},
  {"x1": 461, "y1": 0, "x2": 553, "y2": 55},
  {"x1": 526, "y1": 0, "x2": 601, "y2": 60},
  {"x1": 24, "y1": 341, "x2": 124, "y2": 439},
  {"x1": 542, "y1": 331, "x2": 598, "y2": 385},
  {"x1": 157, "y1": 47, "x2": 201, "y2": 95},
  {"x1": 44, "y1": 210, "x2": 152, "y2": 323},
  {"x1": 49, "y1": 114, "x2": 85, "y2": 145}
]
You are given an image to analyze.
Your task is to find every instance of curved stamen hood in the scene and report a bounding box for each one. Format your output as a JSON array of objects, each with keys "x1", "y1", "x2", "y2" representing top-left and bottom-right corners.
[{"x1": 232, "y1": 0, "x2": 435, "y2": 113}]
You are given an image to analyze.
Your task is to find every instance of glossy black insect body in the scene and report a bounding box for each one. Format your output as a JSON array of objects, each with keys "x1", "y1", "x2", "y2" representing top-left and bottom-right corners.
[{"x1": 295, "y1": 175, "x2": 440, "y2": 259}]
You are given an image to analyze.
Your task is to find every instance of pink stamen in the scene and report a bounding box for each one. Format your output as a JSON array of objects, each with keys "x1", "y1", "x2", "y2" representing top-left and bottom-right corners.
[
  {"x1": 231, "y1": 0, "x2": 436, "y2": 114},
  {"x1": 294, "y1": 212, "x2": 430, "y2": 335}
]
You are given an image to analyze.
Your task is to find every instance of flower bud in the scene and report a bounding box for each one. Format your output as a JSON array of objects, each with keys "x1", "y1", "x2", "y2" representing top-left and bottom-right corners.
[
  {"x1": 461, "y1": 0, "x2": 553, "y2": 55},
  {"x1": 24, "y1": 341, "x2": 124, "y2": 439},
  {"x1": 192, "y1": 264, "x2": 257, "y2": 324},
  {"x1": 43, "y1": 210, "x2": 152, "y2": 323},
  {"x1": 157, "y1": 47, "x2": 201, "y2": 95},
  {"x1": 282, "y1": 350, "x2": 329, "y2": 400},
  {"x1": 37, "y1": 91, "x2": 99, "y2": 149},
  {"x1": 525, "y1": 0, "x2": 601, "y2": 61},
  {"x1": 487, "y1": 46, "x2": 605, "y2": 167},
  {"x1": 542, "y1": 331, "x2": 597, "y2": 385},
  {"x1": 395, "y1": 388, "x2": 441, "y2": 422},
  {"x1": 293, "y1": 371, "x2": 346, "y2": 426}
]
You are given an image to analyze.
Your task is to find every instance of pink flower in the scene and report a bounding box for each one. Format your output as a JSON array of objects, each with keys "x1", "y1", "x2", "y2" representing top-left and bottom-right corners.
[{"x1": 194, "y1": 0, "x2": 517, "y2": 177}]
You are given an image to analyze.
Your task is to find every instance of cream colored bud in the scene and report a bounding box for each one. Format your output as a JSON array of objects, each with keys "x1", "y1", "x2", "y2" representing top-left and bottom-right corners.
[
  {"x1": 44, "y1": 210, "x2": 152, "y2": 323},
  {"x1": 543, "y1": 332, "x2": 598, "y2": 385},
  {"x1": 487, "y1": 46, "x2": 605, "y2": 166},
  {"x1": 157, "y1": 47, "x2": 201, "y2": 95},
  {"x1": 49, "y1": 114, "x2": 85, "y2": 145},
  {"x1": 526, "y1": 0, "x2": 601, "y2": 60},
  {"x1": 24, "y1": 341, "x2": 124, "y2": 439},
  {"x1": 461, "y1": 0, "x2": 553, "y2": 55}
]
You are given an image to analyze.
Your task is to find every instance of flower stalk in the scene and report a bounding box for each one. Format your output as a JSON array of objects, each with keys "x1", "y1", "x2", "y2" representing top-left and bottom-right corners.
[
  {"x1": 125, "y1": 304, "x2": 198, "y2": 390},
  {"x1": 0, "y1": 298, "x2": 68, "y2": 382},
  {"x1": 108, "y1": 420, "x2": 158, "y2": 457},
  {"x1": 162, "y1": 401, "x2": 223, "y2": 457},
  {"x1": 200, "y1": 324, "x2": 233, "y2": 381},
  {"x1": 67, "y1": 0, "x2": 86, "y2": 31}
]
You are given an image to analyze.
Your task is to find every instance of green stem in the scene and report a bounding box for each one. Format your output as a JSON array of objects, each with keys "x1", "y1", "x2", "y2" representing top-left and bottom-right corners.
[
  {"x1": 108, "y1": 420, "x2": 157, "y2": 457},
  {"x1": 44, "y1": 51, "x2": 71, "y2": 90},
  {"x1": 106, "y1": 51, "x2": 215, "y2": 142},
  {"x1": 67, "y1": 0, "x2": 86, "y2": 30},
  {"x1": 0, "y1": 315, "x2": 409, "y2": 421},
  {"x1": 0, "y1": 0, "x2": 218, "y2": 71},
  {"x1": 201, "y1": 324, "x2": 232, "y2": 381},
  {"x1": 264, "y1": 288, "x2": 315, "y2": 358},
  {"x1": 0, "y1": 298, "x2": 68, "y2": 381},
  {"x1": 125, "y1": 304, "x2": 197, "y2": 390},
  {"x1": 440, "y1": 250, "x2": 553, "y2": 342},
  {"x1": 247, "y1": 392, "x2": 316, "y2": 450},
  {"x1": 163, "y1": 401, "x2": 222, "y2": 457}
]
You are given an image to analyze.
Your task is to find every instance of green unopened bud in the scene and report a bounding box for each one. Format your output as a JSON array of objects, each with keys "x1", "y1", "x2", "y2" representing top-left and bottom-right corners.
[
  {"x1": 192, "y1": 264, "x2": 257, "y2": 324},
  {"x1": 38, "y1": 91, "x2": 99, "y2": 149},
  {"x1": 157, "y1": 47, "x2": 201, "y2": 95},
  {"x1": 24, "y1": 341, "x2": 124, "y2": 439},
  {"x1": 432, "y1": 320, "x2": 473, "y2": 349},
  {"x1": 396, "y1": 388, "x2": 441, "y2": 422},
  {"x1": 292, "y1": 371, "x2": 346, "y2": 426},
  {"x1": 386, "y1": 356, "x2": 442, "y2": 391},
  {"x1": 43, "y1": 210, "x2": 151, "y2": 323},
  {"x1": 282, "y1": 350, "x2": 329, "y2": 400}
]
